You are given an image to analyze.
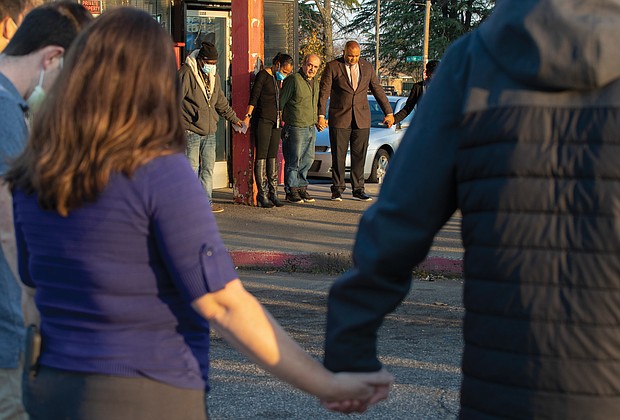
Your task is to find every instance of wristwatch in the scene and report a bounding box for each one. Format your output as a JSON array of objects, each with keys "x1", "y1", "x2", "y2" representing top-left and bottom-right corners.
[{"x1": 245, "y1": 114, "x2": 252, "y2": 118}]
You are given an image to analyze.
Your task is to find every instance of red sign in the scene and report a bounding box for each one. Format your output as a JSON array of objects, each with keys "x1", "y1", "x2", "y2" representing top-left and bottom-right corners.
[{"x1": 81, "y1": 0, "x2": 101, "y2": 16}]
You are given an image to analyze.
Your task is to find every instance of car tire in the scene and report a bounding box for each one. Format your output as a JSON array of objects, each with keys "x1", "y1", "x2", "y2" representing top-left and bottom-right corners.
[{"x1": 368, "y1": 149, "x2": 390, "y2": 184}]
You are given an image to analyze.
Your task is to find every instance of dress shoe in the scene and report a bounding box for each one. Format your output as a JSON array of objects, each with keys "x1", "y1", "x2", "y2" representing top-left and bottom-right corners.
[{"x1": 352, "y1": 190, "x2": 372, "y2": 201}]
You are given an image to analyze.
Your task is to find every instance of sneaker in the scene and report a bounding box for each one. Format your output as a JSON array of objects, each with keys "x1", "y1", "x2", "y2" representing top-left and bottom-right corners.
[
  {"x1": 352, "y1": 190, "x2": 372, "y2": 201},
  {"x1": 211, "y1": 204, "x2": 225, "y2": 213},
  {"x1": 331, "y1": 191, "x2": 342, "y2": 201},
  {"x1": 286, "y1": 190, "x2": 303, "y2": 203},
  {"x1": 299, "y1": 189, "x2": 315, "y2": 203}
]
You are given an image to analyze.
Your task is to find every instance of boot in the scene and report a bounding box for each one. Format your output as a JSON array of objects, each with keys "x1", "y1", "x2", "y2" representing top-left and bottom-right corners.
[
  {"x1": 254, "y1": 159, "x2": 274, "y2": 208},
  {"x1": 267, "y1": 158, "x2": 284, "y2": 207}
]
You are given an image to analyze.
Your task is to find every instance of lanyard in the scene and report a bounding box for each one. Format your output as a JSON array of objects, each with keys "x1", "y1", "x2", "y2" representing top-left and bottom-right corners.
[{"x1": 272, "y1": 72, "x2": 282, "y2": 128}]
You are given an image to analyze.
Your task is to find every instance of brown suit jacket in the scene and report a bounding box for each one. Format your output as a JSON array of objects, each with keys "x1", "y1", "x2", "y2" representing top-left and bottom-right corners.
[{"x1": 318, "y1": 57, "x2": 393, "y2": 129}]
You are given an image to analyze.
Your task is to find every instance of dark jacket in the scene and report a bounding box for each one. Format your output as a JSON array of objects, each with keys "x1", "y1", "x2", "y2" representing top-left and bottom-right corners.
[
  {"x1": 393, "y1": 80, "x2": 424, "y2": 124},
  {"x1": 248, "y1": 69, "x2": 280, "y2": 123},
  {"x1": 325, "y1": 1, "x2": 620, "y2": 418},
  {"x1": 318, "y1": 57, "x2": 392, "y2": 129},
  {"x1": 179, "y1": 52, "x2": 240, "y2": 136}
]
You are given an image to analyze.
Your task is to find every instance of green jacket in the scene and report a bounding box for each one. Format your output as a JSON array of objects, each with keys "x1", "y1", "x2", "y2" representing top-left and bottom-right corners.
[{"x1": 279, "y1": 69, "x2": 319, "y2": 128}]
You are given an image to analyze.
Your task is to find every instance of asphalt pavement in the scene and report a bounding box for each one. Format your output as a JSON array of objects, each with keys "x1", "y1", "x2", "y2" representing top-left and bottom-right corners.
[
  {"x1": 207, "y1": 183, "x2": 466, "y2": 418},
  {"x1": 207, "y1": 270, "x2": 464, "y2": 419},
  {"x1": 212, "y1": 182, "x2": 464, "y2": 276}
]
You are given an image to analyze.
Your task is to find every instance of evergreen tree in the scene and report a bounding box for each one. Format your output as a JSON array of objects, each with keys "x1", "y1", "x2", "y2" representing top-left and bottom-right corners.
[{"x1": 341, "y1": 0, "x2": 495, "y2": 75}]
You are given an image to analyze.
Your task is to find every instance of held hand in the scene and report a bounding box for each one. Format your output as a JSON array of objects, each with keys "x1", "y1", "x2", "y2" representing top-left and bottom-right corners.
[
  {"x1": 321, "y1": 383, "x2": 391, "y2": 414},
  {"x1": 319, "y1": 368, "x2": 393, "y2": 414},
  {"x1": 383, "y1": 114, "x2": 395, "y2": 128},
  {"x1": 235, "y1": 120, "x2": 244, "y2": 127},
  {"x1": 243, "y1": 117, "x2": 251, "y2": 127},
  {"x1": 317, "y1": 116, "x2": 328, "y2": 131}
]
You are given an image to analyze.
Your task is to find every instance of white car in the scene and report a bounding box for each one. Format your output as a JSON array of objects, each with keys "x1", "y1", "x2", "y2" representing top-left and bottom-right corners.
[{"x1": 308, "y1": 95, "x2": 414, "y2": 184}]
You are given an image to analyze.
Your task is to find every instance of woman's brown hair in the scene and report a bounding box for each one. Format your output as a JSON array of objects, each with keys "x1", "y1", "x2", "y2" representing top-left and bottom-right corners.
[{"x1": 7, "y1": 7, "x2": 184, "y2": 216}]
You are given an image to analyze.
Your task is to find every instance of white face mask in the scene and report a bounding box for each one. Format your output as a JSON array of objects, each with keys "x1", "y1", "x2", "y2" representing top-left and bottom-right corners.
[
  {"x1": 202, "y1": 63, "x2": 217, "y2": 75},
  {"x1": 26, "y1": 69, "x2": 46, "y2": 113},
  {"x1": 26, "y1": 57, "x2": 62, "y2": 114}
]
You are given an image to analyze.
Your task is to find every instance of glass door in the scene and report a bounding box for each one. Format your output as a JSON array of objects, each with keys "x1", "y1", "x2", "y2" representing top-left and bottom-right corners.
[{"x1": 185, "y1": 9, "x2": 231, "y2": 189}]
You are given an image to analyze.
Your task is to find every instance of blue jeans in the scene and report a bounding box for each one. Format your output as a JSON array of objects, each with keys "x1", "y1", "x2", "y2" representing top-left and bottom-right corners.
[
  {"x1": 185, "y1": 131, "x2": 216, "y2": 202},
  {"x1": 283, "y1": 125, "x2": 315, "y2": 190}
]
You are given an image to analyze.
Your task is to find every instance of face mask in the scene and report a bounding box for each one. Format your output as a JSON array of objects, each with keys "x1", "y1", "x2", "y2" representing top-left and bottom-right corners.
[
  {"x1": 202, "y1": 64, "x2": 217, "y2": 75},
  {"x1": 275, "y1": 71, "x2": 286, "y2": 81},
  {"x1": 26, "y1": 69, "x2": 46, "y2": 114}
]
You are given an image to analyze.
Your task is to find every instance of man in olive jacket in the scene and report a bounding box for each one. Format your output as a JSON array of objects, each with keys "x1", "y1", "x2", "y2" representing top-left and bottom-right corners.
[
  {"x1": 279, "y1": 53, "x2": 321, "y2": 204},
  {"x1": 324, "y1": 1, "x2": 620, "y2": 418}
]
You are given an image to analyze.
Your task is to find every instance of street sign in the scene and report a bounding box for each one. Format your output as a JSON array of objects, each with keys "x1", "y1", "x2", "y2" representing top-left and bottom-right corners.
[{"x1": 406, "y1": 56, "x2": 424, "y2": 63}]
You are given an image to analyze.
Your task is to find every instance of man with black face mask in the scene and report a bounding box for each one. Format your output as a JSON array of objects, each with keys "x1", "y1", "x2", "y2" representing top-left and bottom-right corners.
[
  {"x1": 179, "y1": 41, "x2": 243, "y2": 214},
  {"x1": 0, "y1": 3, "x2": 90, "y2": 419}
]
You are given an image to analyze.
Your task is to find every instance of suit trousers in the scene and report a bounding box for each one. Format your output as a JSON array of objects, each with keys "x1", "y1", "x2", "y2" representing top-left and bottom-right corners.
[{"x1": 329, "y1": 127, "x2": 370, "y2": 193}]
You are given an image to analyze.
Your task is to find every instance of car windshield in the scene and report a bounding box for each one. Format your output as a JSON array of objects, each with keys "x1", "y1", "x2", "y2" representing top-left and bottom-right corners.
[{"x1": 370, "y1": 100, "x2": 398, "y2": 127}]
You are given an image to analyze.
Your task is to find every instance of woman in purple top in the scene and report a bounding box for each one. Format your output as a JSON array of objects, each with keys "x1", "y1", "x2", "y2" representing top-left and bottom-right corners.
[{"x1": 6, "y1": 8, "x2": 392, "y2": 420}]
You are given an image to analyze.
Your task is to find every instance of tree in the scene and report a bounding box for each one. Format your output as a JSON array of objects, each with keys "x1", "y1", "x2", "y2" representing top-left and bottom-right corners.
[
  {"x1": 341, "y1": 0, "x2": 495, "y2": 75},
  {"x1": 299, "y1": 30, "x2": 327, "y2": 72},
  {"x1": 299, "y1": 0, "x2": 360, "y2": 63}
]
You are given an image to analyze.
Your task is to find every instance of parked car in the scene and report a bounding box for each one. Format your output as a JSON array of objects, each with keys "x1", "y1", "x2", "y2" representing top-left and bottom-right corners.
[{"x1": 308, "y1": 95, "x2": 414, "y2": 184}]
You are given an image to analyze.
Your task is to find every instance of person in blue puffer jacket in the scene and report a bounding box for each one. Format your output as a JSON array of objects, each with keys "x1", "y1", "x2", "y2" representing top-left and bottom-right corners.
[{"x1": 324, "y1": 1, "x2": 620, "y2": 418}]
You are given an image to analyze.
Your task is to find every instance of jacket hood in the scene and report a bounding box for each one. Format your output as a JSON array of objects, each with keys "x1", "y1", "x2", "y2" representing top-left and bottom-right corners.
[
  {"x1": 185, "y1": 50, "x2": 200, "y2": 75},
  {"x1": 478, "y1": 0, "x2": 620, "y2": 90},
  {"x1": 185, "y1": 49, "x2": 214, "y2": 97}
]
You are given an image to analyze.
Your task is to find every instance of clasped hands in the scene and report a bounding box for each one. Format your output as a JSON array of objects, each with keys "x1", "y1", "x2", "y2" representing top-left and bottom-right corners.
[
  {"x1": 383, "y1": 114, "x2": 395, "y2": 128},
  {"x1": 319, "y1": 368, "x2": 393, "y2": 414},
  {"x1": 317, "y1": 116, "x2": 328, "y2": 132}
]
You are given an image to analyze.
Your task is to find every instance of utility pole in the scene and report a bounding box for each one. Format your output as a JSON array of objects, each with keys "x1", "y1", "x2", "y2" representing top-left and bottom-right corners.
[
  {"x1": 375, "y1": 0, "x2": 380, "y2": 76},
  {"x1": 423, "y1": 0, "x2": 431, "y2": 66}
]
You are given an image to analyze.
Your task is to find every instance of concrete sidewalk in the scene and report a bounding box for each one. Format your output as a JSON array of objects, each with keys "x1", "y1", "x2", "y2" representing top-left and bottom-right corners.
[{"x1": 212, "y1": 182, "x2": 464, "y2": 276}]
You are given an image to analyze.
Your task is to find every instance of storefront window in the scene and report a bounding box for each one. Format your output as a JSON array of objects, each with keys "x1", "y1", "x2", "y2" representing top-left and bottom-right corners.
[{"x1": 80, "y1": 0, "x2": 171, "y2": 31}]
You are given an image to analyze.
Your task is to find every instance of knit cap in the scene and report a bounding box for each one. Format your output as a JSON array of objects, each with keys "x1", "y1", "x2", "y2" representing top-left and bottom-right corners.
[{"x1": 198, "y1": 42, "x2": 218, "y2": 60}]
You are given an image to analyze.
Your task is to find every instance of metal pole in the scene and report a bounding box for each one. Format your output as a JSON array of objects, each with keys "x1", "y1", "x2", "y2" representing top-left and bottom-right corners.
[
  {"x1": 375, "y1": 0, "x2": 380, "y2": 76},
  {"x1": 423, "y1": 0, "x2": 431, "y2": 66}
]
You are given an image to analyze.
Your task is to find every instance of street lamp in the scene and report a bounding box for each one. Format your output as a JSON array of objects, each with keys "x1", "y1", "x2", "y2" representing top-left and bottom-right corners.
[{"x1": 375, "y1": 0, "x2": 380, "y2": 76}]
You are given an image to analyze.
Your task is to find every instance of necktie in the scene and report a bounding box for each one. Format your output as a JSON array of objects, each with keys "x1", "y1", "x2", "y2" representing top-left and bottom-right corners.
[{"x1": 351, "y1": 65, "x2": 358, "y2": 91}]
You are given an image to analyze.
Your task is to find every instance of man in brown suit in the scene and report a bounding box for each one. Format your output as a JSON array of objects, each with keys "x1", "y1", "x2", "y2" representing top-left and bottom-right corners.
[{"x1": 318, "y1": 40, "x2": 394, "y2": 202}]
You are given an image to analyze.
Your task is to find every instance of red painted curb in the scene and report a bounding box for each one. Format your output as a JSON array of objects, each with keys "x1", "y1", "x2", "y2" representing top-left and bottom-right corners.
[
  {"x1": 229, "y1": 251, "x2": 315, "y2": 270},
  {"x1": 228, "y1": 250, "x2": 463, "y2": 276},
  {"x1": 418, "y1": 256, "x2": 463, "y2": 275}
]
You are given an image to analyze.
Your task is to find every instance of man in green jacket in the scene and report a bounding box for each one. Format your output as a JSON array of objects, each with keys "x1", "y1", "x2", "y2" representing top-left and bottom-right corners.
[{"x1": 279, "y1": 53, "x2": 321, "y2": 203}]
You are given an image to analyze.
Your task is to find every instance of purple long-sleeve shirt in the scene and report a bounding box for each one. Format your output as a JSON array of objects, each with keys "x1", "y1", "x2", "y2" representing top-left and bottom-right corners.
[{"x1": 13, "y1": 153, "x2": 237, "y2": 390}]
